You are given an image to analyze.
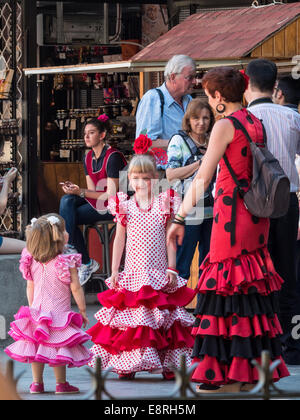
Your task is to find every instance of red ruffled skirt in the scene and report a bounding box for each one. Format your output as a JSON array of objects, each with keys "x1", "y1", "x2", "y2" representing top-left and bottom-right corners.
[
  {"x1": 87, "y1": 283, "x2": 196, "y2": 374},
  {"x1": 191, "y1": 246, "x2": 290, "y2": 385}
]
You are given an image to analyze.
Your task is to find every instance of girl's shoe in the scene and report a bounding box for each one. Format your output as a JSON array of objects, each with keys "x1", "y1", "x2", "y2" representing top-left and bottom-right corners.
[
  {"x1": 118, "y1": 372, "x2": 135, "y2": 380},
  {"x1": 162, "y1": 371, "x2": 175, "y2": 381},
  {"x1": 55, "y1": 382, "x2": 80, "y2": 394},
  {"x1": 30, "y1": 382, "x2": 45, "y2": 394}
]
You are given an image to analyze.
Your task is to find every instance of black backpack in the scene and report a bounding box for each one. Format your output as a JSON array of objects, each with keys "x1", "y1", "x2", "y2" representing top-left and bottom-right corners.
[{"x1": 223, "y1": 114, "x2": 290, "y2": 220}]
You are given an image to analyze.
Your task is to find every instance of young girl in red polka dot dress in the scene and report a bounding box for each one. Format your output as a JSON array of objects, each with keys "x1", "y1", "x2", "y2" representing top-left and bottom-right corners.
[
  {"x1": 5, "y1": 214, "x2": 92, "y2": 395},
  {"x1": 87, "y1": 154, "x2": 196, "y2": 379}
]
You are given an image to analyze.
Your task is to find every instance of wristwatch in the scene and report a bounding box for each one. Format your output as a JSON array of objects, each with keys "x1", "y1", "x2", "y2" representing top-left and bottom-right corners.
[{"x1": 79, "y1": 189, "x2": 85, "y2": 199}]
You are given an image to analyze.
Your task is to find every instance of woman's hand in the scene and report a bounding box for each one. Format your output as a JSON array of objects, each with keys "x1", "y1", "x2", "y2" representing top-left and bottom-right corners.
[
  {"x1": 61, "y1": 182, "x2": 80, "y2": 195},
  {"x1": 167, "y1": 223, "x2": 185, "y2": 251}
]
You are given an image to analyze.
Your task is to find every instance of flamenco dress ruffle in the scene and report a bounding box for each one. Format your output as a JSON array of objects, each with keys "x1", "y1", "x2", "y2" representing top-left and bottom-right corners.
[
  {"x1": 5, "y1": 251, "x2": 92, "y2": 368},
  {"x1": 87, "y1": 271, "x2": 196, "y2": 374},
  {"x1": 191, "y1": 247, "x2": 290, "y2": 385}
]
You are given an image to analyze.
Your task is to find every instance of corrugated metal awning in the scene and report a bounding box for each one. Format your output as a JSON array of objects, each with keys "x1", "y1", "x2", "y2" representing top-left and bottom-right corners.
[{"x1": 131, "y1": 3, "x2": 300, "y2": 63}]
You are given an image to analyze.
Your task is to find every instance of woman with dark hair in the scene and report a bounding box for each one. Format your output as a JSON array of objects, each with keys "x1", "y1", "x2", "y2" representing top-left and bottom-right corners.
[
  {"x1": 167, "y1": 67, "x2": 289, "y2": 392},
  {"x1": 166, "y1": 99, "x2": 215, "y2": 282},
  {"x1": 59, "y1": 115, "x2": 127, "y2": 286},
  {"x1": 0, "y1": 136, "x2": 25, "y2": 253}
]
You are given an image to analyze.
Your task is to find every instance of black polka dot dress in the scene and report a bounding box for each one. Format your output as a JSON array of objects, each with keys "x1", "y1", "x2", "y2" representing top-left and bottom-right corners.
[{"x1": 191, "y1": 109, "x2": 289, "y2": 385}]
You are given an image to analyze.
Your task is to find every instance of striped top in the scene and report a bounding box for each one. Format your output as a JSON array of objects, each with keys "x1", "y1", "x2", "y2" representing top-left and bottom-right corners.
[{"x1": 248, "y1": 101, "x2": 300, "y2": 193}]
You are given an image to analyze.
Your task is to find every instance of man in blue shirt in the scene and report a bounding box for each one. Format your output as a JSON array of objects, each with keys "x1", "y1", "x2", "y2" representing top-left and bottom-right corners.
[{"x1": 135, "y1": 55, "x2": 196, "y2": 152}]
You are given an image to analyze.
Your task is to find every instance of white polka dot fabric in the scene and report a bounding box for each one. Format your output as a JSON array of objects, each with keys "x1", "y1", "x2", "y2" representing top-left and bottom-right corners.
[{"x1": 88, "y1": 191, "x2": 195, "y2": 374}]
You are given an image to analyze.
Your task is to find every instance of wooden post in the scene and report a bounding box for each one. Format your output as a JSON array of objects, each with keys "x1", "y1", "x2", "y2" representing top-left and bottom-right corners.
[{"x1": 139, "y1": 71, "x2": 145, "y2": 98}]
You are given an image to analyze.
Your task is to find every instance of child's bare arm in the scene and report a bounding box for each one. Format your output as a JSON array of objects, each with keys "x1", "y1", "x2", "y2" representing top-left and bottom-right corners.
[
  {"x1": 26, "y1": 281, "x2": 34, "y2": 306},
  {"x1": 111, "y1": 223, "x2": 126, "y2": 287},
  {"x1": 166, "y1": 220, "x2": 177, "y2": 269},
  {"x1": 166, "y1": 220, "x2": 178, "y2": 288},
  {"x1": 69, "y1": 267, "x2": 89, "y2": 327}
]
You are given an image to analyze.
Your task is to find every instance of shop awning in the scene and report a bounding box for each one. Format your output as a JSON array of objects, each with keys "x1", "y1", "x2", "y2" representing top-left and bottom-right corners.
[
  {"x1": 24, "y1": 2, "x2": 300, "y2": 76},
  {"x1": 131, "y1": 3, "x2": 300, "y2": 63},
  {"x1": 23, "y1": 58, "x2": 259, "y2": 76},
  {"x1": 24, "y1": 61, "x2": 134, "y2": 76}
]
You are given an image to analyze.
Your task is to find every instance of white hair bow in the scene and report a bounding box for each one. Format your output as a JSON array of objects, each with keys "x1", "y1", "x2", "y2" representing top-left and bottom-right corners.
[
  {"x1": 47, "y1": 216, "x2": 60, "y2": 226},
  {"x1": 30, "y1": 218, "x2": 38, "y2": 227}
]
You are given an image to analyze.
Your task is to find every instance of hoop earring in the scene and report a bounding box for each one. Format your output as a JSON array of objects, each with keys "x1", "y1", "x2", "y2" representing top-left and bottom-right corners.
[{"x1": 216, "y1": 103, "x2": 226, "y2": 114}]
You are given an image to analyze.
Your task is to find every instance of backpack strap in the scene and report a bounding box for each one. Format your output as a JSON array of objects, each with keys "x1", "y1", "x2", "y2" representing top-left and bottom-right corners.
[
  {"x1": 155, "y1": 88, "x2": 165, "y2": 118},
  {"x1": 178, "y1": 130, "x2": 198, "y2": 156},
  {"x1": 168, "y1": 130, "x2": 196, "y2": 157},
  {"x1": 221, "y1": 115, "x2": 254, "y2": 247},
  {"x1": 227, "y1": 114, "x2": 266, "y2": 146},
  {"x1": 135, "y1": 88, "x2": 165, "y2": 118},
  {"x1": 223, "y1": 115, "x2": 258, "y2": 195}
]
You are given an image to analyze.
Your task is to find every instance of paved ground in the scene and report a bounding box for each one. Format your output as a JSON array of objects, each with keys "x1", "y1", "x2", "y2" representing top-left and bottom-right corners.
[{"x1": 1, "y1": 302, "x2": 300, "y2": 401}]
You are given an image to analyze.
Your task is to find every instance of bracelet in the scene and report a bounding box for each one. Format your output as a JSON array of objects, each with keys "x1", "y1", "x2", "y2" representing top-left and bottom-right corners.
[
  {"x1": 176, "y1": 214, "x2": 185, "y2": 221},
  {"x1": 167, "y1": 267, "x2": 179, "y2": 273},
  {"x1": 172, "y1": 219, "x2": 185, "y2": 226},
  {"x1": 166, "y1": 268, "x2": 179, "y2": 275}
]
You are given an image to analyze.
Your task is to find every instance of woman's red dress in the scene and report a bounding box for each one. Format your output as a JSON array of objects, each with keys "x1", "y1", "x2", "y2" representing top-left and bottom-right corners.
[{"x1": 192, "y1": 108, "x2": 290, "y2": 385}]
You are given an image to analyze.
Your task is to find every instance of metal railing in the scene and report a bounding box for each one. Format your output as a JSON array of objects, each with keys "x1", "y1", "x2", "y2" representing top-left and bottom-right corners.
[{"x1": 3, "y1": 351, "x2": 300, "y2": 401}]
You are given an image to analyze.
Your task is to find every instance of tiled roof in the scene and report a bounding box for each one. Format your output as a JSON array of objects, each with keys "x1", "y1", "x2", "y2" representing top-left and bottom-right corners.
[{"x1": 132, "y1": 3, "x2": 300, "y2": 62}]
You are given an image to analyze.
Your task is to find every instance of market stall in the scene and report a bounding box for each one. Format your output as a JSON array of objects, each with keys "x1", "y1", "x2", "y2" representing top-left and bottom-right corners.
[{"x1": 24, "y1": 2, "x2": 300, "y2": 302}]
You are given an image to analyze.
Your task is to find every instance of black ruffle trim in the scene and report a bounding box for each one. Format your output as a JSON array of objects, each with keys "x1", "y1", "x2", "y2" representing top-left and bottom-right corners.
[
  {"x1": 194, "y1": 291, "x2": 280, "y2": 318},
  {"x1": 192, "y1": 335, "x2": 283, "y2": 364}
]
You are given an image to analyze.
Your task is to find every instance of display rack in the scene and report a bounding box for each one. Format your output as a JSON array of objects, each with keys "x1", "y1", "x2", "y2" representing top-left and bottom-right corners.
[
  {"x1": 0, "y1": 0, "x2": 23, "y2": 237},
  {"x1": 40, "y1": 69, "x2": 138, "y2": 164}
]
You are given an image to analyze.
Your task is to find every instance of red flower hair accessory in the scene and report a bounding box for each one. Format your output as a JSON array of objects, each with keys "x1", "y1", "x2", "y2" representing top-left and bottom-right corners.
[
  {"x1": 98, "y1": 114, "x2": 109, "y2": 122},
  {"x1": 133, "y1": 134, "x2": 153, "y2": 155},
  {"x1": 239, "y1": 69, "x2": 250, "y2": 91}
]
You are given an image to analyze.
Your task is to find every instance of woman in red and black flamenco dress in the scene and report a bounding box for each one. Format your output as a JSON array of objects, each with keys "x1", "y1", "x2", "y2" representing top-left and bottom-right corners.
[{"x1": 167, "y1": 67, "x2": 289, "y2": 393}]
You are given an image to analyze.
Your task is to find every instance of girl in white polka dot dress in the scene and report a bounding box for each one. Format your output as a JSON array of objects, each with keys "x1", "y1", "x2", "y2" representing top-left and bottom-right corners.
[
  {"x1": 5, "y1": 214, "x2": 92, "y2": 395},
  {"x1": 87, "y1": 154, "x2": 196, "y2": 379}
]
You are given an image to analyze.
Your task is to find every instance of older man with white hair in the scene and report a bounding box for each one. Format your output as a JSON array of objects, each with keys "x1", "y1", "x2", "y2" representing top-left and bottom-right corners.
[{"x1": 135, "y1": 55, "x2": 196, "y2": 154}]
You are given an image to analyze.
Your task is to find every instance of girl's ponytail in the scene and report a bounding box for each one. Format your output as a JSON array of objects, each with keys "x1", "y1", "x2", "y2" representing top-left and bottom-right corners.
[
  {"x1": 26, "y1": 214, "x2": 66, "y2": 263},
  {"x1": 51, "y1": 223, "x2": 61, "y2": 242}
]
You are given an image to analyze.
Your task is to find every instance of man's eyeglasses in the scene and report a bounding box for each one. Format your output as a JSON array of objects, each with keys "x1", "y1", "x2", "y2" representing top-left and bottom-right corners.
[{"x1": 183, "y1": 74, "x2": 196, "y2": 82}]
